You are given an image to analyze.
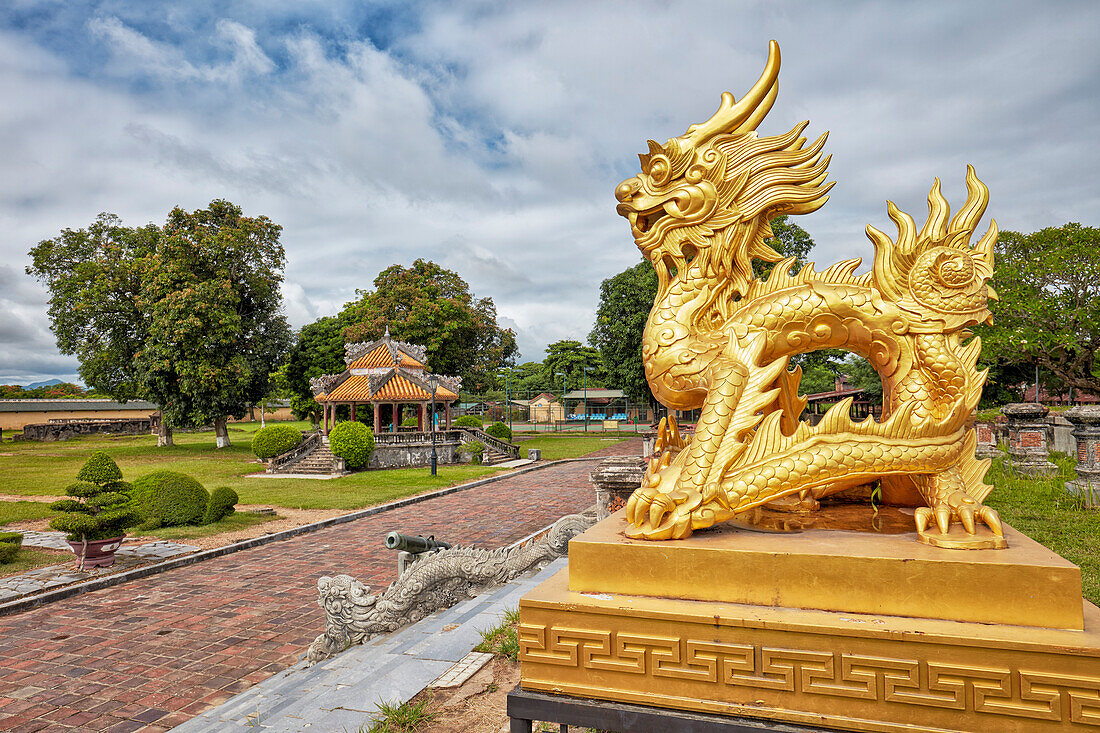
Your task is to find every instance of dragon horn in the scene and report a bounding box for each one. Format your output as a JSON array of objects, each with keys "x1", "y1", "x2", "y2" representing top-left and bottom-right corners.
[{"x1": 681, "y1": 40, "x2": 781, "y2": 148}]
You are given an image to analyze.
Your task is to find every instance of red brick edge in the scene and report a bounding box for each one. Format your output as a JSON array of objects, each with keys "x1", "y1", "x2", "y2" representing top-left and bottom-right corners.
[{"x1": 0, "y1": 457, "x2": 606, "y2": 617}]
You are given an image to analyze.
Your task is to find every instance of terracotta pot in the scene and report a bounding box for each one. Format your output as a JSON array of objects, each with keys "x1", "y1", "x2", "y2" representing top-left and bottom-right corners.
[{"x1": 66, "y1": 535, "x2": 125, "y2": 569}]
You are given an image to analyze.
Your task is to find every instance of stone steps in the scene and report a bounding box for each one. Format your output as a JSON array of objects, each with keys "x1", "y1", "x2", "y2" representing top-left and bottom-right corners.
[{"x1": 283, "y1": 444, "x2": 340, "y2": 474}]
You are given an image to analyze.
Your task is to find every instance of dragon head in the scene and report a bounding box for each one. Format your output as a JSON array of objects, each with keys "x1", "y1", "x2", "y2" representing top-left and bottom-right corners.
[
  {"x1": 615, "y1": 41, "x2": 833, "y2": 300},
  {"x1": 866, "y1": 165, "x2": 997, "y2": 331}
]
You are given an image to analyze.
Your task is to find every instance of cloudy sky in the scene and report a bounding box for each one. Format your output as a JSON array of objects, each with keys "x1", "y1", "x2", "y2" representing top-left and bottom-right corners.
[{"x1": 1, "y1": 1, "x2": 1098, "y2": 384}]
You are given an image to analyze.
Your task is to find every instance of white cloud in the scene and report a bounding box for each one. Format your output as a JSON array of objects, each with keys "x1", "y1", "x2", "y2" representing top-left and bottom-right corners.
[{"x1": 0, "y1": 0, "x2": 1098, "y2": 384}]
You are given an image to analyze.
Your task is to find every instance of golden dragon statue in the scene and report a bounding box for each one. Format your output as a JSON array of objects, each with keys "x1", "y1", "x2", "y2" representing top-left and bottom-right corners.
[{"x1": 617, "y1": 41, "x2": 1004, "y2": 548}]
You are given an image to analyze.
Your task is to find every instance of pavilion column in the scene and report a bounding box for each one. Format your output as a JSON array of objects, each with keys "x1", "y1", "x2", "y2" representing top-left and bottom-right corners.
[
  {"x1": 373, "y1": 402, "x2": 381, "y2": 433},
  {"x1": 323, "y1": 404, "x2": 330, "y2": 436},
  {"x1": 391, "y1": 403, "x2": 397, "y2": 432},
  {"x1": 350, "y1": 403, "x2": 356, "y2": 422},
  {"x1": 444, "y1": 401, "x2": 451, "y2": 429},
  {"x1": 418, "y1": 403, "x2": 425, "y2": 431}
]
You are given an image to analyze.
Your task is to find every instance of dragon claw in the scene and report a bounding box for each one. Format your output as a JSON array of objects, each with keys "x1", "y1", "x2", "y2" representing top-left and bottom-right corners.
[
  {"x1": 958, "y1": 505, "x2": 976, "y2": 534},
  {"x1": 934, "y1": 506, "x2": 951, "y2": 535},
  {"x1": 914, "y1": 506, "x2": 931, "y2": 533},
  {"x1": 915, "y1": 481, "x2": 1005, "y2": 546},
  {"x1": 980, "y1": 506, "x2": 1004, "y2": 537}
]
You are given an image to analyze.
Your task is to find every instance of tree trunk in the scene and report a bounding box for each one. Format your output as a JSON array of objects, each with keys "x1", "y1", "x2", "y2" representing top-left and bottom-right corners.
[
  {"x1": 157, "y1": 421, "x2": 174, "y2": 447},
  {"x1": 215, "y1": 416, "x2": 231, "y2": 448}
]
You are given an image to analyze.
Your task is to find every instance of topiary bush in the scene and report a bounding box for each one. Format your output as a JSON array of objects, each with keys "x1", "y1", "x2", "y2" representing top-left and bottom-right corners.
[
  {"x1": 454, "y1": 415, "x2": 483, "y2": 428},
  {"x1": 486, "y1": 422, "x2": 512, "y2": 441},
  {"x1": 401, "y1": 415, "x2": 419, "y2": 427},
  {"x1": 49, "y1": 451, "x2": 140, "y2": 543},
  {"x1": 251, "y1": 424, "x2": 303, "y2": 460},
  {"x1": 329, "y1": 421, "x2": 375, "y2": 469},
  {"x1": 204, "y1": 486, "x2": 239, "y2": 524},
  {"x1": 0, "y1": 531, "x2": 22, "y2": 564},
  {"x1": 130, "y1": 470, "x2": 210, "y2": 526}
]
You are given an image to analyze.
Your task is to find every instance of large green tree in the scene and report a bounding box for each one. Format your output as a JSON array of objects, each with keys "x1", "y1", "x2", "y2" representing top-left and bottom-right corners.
[
  {"x1": 341, "y1": 259, "x2": 517, "y2": 392},
  {"x1": 283, "y1": 314, "x2": 353, "y2": 423},
  {"x1": 543, "y1": 340, "x2": 605, "y2": 394},
  {"x1": 589, "y1": 260, "x2": 656, "y2": 404},
  {"x1": 28, "y1": 201, "x2": 290, "y2": 447},
  {"x1": 590, "y1": 216, "x2": 817, "y2": 406},
  {"x1": 27, "y1": 214, "x2": 158, "y2": 402},
  {"x1": 976, "y1": 223, "x2": 1100, "y2": 398}
]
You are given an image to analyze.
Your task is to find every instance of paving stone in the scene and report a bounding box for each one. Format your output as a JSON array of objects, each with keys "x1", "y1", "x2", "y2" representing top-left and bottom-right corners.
[
  {"x1": 0, "y1": 439, "x2": 640, "y2": 731},
  {"x1": 430, "y1": 651, "x2": 494, "y2": 688}
]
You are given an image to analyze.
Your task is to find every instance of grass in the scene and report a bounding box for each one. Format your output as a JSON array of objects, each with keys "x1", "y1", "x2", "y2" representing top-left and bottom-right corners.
[
  {"x1": 137, "y1": 511, "x2": 280, "y2": 540},
  {"x1": 985, "y1": 450, "x2": 1100, "y2": 604},
  {"x1": 0, "y1": 547, "x2": 71, "y2": 576},
  {"x1": 0, "y1": 425, "x2": 504, "y2": 508},
  {"x1": 356, "y1": 697, "x2": 438, "y2": 733},
  {"x1": 513, "y1": 434, "x2": 628, "y2": 461},
  {"x1": 0, "y1": 501, "x2": 57, "y2": 527},
  {"x1": 0, "y1": 425, "x2": 628, "y2": 510},
  {"x1": 473, "y1": 606, "x2": 521, "y2": 661}
]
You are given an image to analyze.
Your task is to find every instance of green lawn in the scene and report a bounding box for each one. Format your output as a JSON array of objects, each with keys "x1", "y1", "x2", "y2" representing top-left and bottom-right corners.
[
  {"x1": 514, "y1": 434, "x2": 629, "y2": 461},
  {"x1": 0, "y1": 547, "x2": 71, "y2": 575},
  {"x1": 985, "y1": 451, "x2": 1100, "y2": 605},
  {"x1": 0, "y1": 501, "x2": 58, "y2": 526},
  {"x1": 0, "y1": 425, "x2": 629, "y2": 515}
]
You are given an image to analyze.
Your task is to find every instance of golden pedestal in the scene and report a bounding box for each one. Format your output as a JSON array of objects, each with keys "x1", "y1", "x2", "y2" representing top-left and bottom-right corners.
[{"x1": 518, "y1": 510, "x2": 1100, "y2": 732}]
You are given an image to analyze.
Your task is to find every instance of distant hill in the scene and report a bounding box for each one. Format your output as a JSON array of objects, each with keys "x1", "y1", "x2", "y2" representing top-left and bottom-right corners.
[{"x1": 23, "y1": 379, "x2": 64, "y2": 389}]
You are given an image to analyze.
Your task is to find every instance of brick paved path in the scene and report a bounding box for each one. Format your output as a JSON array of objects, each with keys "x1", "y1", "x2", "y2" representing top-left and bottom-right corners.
[{"x1": 0, "y1": 439, "x2": 639, "y2": 732}]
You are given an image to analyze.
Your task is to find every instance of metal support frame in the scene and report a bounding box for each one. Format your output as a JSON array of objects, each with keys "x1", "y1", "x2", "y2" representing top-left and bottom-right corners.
[{"x1": 507, "y1": 686, "x2": 839, "y2": 733}]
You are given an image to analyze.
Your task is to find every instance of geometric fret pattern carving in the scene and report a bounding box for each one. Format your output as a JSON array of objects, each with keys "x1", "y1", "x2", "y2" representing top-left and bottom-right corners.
[{"x1": 520, "y1": 624, "x2": 1100, "y2": 725}]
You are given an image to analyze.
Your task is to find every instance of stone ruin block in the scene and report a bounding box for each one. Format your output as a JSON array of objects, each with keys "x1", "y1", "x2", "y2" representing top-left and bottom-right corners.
[
  {"x1": 1064, "y1": 406, "x2": 1100, "y2": 508},
  {"x1": 590, "y1": 456, "x2": 646, "y2": 520},
  {"x1": 1002, "y1": 402, "x2": 1058, "y2": 477}
]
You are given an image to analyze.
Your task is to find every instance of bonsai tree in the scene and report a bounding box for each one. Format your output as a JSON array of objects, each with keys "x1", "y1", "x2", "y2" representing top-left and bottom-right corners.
[{"x1": 49, "y1": 451, "x2": 140, "y2": 569}]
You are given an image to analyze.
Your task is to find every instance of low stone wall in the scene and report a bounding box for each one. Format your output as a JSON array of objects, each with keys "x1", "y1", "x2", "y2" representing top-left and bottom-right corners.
[
  {"x1": 17, "y1": 419, "x2": 153, "y2": 442},
  {"x1": 369, "y1": 438, "x2": 461, "y2": 469}
]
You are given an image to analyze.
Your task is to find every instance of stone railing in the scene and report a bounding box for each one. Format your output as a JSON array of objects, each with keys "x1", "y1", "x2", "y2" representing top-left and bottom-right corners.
[
  {"x1": 373, "y1": 430, "x2": 475, "y2": 446},
  {"x1": 453, "y1": 426, "x2": 520, "y2": 459},
  {"x1": 267, "y1": 431, "x2": 322, "y2": 473}
]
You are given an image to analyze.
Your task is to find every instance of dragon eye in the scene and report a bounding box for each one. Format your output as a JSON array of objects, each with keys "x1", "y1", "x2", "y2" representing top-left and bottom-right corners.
[{"x1": 649, "y1": 157, "x2": 670, "y2": 185}]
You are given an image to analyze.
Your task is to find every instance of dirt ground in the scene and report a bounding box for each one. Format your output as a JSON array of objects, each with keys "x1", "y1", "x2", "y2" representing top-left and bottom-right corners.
[{"x1": 408, "y1": 657, "x2": 607, "y2": 733}]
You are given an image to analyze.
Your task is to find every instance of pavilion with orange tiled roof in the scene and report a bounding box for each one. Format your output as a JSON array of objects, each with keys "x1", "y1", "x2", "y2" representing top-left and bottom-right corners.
[{"x1": 310, "y1": 329, "x2": 461, "y2": 436}]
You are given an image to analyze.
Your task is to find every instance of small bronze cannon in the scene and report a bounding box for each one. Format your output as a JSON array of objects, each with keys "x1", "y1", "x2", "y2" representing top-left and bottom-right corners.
[{"x1": 384, "y1": 532, "x2": 452, "y2": 554}]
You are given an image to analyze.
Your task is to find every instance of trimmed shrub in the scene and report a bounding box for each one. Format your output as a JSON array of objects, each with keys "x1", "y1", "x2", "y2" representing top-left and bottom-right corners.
[
  {"x1": 131, "y1": 470, "x2": 210, "y2": 526},
  {"x1": 251, "y1": 424, "x2": 303, "y2": 460},
  {"x1": 486, "y1": 422, "x2": 512, "y2": 441},
  {"x1": 77, "y1": 450, "x2": 123, "y2": 484},
  {"x1": 49, "y1": 452, "x2": 140, "y2": 542},
  {"x1": 454, "y1": 415, "x2": 483, "y2": 428},
  {"x1": 204, "y1": 486, "x2": 239, "y2": 524},
  {"x1": 329, "y1": 421, "x2": 375, "y2": 468},
  {"x1": 0, "y1": 531, "x2": 22, "y2": 564},
  {"x1": 401, "y1": 415, "x2": 419, "y2": 427},
  {"x1": 464, "y1": 441, "x2": 485, "y2": 465}
]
